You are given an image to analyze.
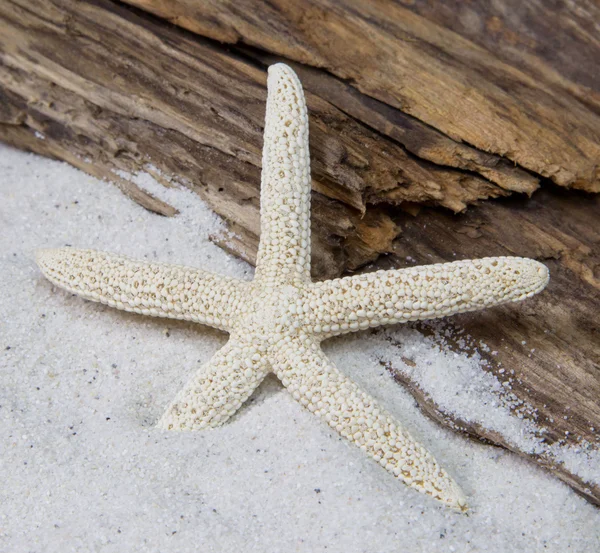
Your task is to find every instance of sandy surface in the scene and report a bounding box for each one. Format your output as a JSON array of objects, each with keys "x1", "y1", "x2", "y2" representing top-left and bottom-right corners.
[{"x1": 1, "y1": 145, "x2": 598, "y2": 552}]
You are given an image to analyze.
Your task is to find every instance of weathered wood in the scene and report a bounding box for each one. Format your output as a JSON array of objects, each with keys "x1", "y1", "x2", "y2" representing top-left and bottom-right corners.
[
  {"x1": 394, "y1": 0, "x2": 600, "y2": 113},
  {"x1": 1, "y1": 0, "x2": 599, "y2": 505},
  {"x1": 239, "y1": 51, "x2": 540, "y2": 199},
  {"x1": 125, "y1": 0, "x2": 600, "y2": 192}
]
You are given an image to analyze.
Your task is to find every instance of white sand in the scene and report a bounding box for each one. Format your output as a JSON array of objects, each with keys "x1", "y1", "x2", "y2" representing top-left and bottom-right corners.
[{"x1": 1, "y1": 144, "x2": 598, "y2": 552}]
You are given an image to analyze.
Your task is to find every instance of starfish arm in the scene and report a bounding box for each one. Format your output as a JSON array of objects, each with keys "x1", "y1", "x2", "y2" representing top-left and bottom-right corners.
[
  {"x1": 36, "y1": 248, "x2": 247, "y2": 332},
  {"x1": 157, "y1": 339, "x2": 270, "y2": 430},
  {"x1": 254, "y1": 64, "x2": 312, "y2": 284},
  {"x1": 271, "y1": 336, "x2": 467, "y2": 510},
  {"x1": 300, "y1": 257, "x2": 549, "y2": 338}
]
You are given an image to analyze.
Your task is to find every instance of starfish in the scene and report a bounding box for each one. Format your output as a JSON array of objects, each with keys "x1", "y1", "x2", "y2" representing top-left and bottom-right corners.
[{"x1": 36, "y1": 63, "x2": 549, "y2": 511}]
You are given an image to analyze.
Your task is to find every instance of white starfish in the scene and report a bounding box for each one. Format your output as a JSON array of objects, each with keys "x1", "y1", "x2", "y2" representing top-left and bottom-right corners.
[{"x1": 36, "y1": 63, "x2": 549, "y2": 511}]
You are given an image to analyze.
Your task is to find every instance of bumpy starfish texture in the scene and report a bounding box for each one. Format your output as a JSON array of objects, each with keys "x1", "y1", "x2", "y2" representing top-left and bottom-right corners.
[{"x1": 36, "y1": 63, "x2": 549, "y2": 511}]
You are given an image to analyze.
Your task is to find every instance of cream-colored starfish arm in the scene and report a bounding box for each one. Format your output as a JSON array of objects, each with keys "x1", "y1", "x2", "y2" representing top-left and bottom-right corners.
[
  {"x1": 271, "y1": 335, "x2": 467, "y2": 509},
  {"x1": 300, "y1": 257, "x2": 550, "y2": 338},
  {"x1": 35, "y1": 248, "x2": 247, "y2": 332},
  {"x1": 254, "y1": 64, "x2": 312, "y2": 284},
  {"x1": 158, "y1": 339, "x2": 270, "y2": 430},
  {"x1": 36, "y1": 63, "x2": 550, "y2": 511}
]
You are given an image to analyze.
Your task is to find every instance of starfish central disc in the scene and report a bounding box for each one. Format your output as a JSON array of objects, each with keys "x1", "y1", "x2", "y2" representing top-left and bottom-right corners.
[
  {"x1": 236, "y1": 283, "x2": 305, "y2": 344},
  {"x1": 36, "y1": 63, "x2": 549, "y2": 511}
]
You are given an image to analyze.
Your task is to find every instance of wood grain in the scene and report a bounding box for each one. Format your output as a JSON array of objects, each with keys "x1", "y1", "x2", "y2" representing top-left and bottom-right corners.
[
  {"x1": 125, "y1": 0, "x2": 600, "y2": 191},
  {"x1": 396, "y1": 0, "x2": 600, "y2": 112}
]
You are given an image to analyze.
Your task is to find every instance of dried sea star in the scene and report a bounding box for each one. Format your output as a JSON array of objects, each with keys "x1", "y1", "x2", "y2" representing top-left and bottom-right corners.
[{"x1": 36, "y1": 64, "x2": 549, "y2": 510}]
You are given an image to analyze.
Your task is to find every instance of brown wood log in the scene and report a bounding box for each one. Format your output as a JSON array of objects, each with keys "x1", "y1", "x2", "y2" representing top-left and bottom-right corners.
[
  {"x1": 1, "y1": 0, "x2": 599, "y2": 505},
  {"x1": 125, "y1": 0, "x2": 600, "y2": 192}
]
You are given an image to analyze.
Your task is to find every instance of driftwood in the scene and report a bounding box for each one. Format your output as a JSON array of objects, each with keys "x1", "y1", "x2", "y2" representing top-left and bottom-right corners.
[
  {"x1": 1, "y1": 0, "x2": 599, "y2": 504},
  {"x1": 126, "y1": 0, "x2": 600, "y2": 192}
]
